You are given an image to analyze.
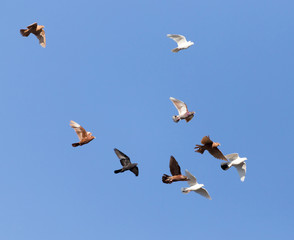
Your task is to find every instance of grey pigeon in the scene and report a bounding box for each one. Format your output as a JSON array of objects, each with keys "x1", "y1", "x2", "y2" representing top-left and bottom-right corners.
[{"x1": 114, "y1": 148, "x2": 139, "y2": 176}]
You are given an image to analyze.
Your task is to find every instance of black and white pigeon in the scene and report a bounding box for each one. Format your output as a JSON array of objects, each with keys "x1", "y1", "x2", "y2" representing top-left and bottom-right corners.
[{"x1": 113, "y1": 148, "x2": 139, "y2": 176}]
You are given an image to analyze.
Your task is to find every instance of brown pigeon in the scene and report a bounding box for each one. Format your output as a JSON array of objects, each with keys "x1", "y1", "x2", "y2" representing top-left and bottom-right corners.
[
  {"x1": 20, "y1": 22, "x2": 46, "y2": 48},
  {"x1": 194, "y1": 136, "x2": 227, "y2": 161},
  {"x1": 114, "y1": 148, "x2": 139, "y2": 176},
  {"x1": 162, "y1": 156, "x2": 189, "y2": 184},
  {"x1": 70, "y1": 120, "x2": 95, "y2": 147}
]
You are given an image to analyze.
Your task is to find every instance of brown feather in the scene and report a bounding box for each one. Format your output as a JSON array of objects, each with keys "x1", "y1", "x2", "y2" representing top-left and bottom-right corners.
[
  {"x1": 207, "y1": 147, "x2": 227, "y2": 161},
  {"x1": 169, "y1": 156, "x2": 182, "y2": 176},
  {"x1": 201, "y1": 136, "x2": 213, "y2": 145}
]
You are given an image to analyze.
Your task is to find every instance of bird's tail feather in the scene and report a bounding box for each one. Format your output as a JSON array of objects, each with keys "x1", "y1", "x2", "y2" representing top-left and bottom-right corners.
[
  {"x1": 172, "y1": 48, "x2": 180, "y2": 53},
  {"x1": 221, "y1": 162, "x2": 231, "y2": 171},
  {"x1": 20, "y1": 29, "x2": 30, "y2": 37},
  {"x1": 72, "y1": 142, "x2": 80, "y2": 147},
  {"x1": 181, "y1": 187, "x2": 189, "y2": 194},
  {"x1": 162, "y1": 174, "x2": 172, "y2": 184},
  {"x1": 172, "y1": 116, "x2": 180, "y2": 123},
  {"x1": 195, "y1": 145, "x2": 205, "y2": 154},
  {"x1": 114, "y1": 169, "x2": 122, "y2": 174}
]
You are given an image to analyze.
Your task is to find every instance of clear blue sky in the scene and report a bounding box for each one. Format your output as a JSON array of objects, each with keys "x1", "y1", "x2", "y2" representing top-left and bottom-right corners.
[{"x1": 1, "y1": 0, "x2": 293, "y2": 239}]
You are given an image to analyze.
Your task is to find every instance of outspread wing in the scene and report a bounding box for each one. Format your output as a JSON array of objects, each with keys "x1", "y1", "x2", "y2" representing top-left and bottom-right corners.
[
  {"x1": 27, "y1": 22, "x2": 38, "y2": 29},
  {"x1": 207, "y1": 147, "x2": 227, "y2": 161},
  {"x1": 130, "y1": 166, "x2": 139, "y2": 176},
  {"x1": 235, "y1": 162, "x2": 246, "y2": 182},
  {"x1": 167, "y1": 34, "x2": 187, "y2": 46},
  {"x1": 185, "y1": 169, "x2": 197, "y2": 186},
  {"x1": 70, "y1": 120, "x2": 87, "y2": 141},
  {"x1": 201, "y1": 136, "x2": 213, "y2": 145},
  {"x1": 169, "y1": 156, "x2": 181, "y2": 176},
  {"x1": 170, "y1": 97, "x2": 188, "y2": 115},
  {"x1": 114, "y1": 148, "x2": 131, "y2": 166},
  {"x1": 195, "y1": 187, "x2": 212, "y2": 200},
  {"x1": 225, "y1": 153, "x2": 239, "y2": 161},
  {"x1": 37, "y1": 29, "x2": 46, "y2": 48}
]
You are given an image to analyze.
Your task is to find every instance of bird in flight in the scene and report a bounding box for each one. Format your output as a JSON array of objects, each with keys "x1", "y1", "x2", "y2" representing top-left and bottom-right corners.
[
  {"x1": 69, "y1": 120, "x2": 95, "y2": 147},
  {"x1": 162, "y1": 156, "x2": 189, "y2": 184},
  {"x1": 167, "y1": 34, "x2": 194, "y2": 53},
  {"x1": 181, "y1": 170, "x2": 212, "y2": 200},
  {"x1": 195, "y1": 136, "x2": 227, "y2": 161},
  {"x1": 221, "y1": 153, "x2": 247, "y2": 182},
  {"x1": 170, "y1": 97, "x2": 195, "y2": 123},
  {"x1": 114, "y1": 148, "x2": 139, "y2": 176},
  {"x1": 20, "y1": 22, "x2": 46, "y2": 48}
]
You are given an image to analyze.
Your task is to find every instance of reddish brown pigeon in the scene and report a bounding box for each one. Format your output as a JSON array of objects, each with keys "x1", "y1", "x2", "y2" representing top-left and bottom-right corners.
[
  {"x1": 162, "y1": 156, "x2": 188, "y2": 184},
  {"x1": 20, "y1": 22, "x2": 46, "y2": 48},
  {"x1": 195, "y1": 136, "x2": 227, "y2": 161},
  {"x1": 70, "y1": 120, "x2": 95, "y2": 147}
]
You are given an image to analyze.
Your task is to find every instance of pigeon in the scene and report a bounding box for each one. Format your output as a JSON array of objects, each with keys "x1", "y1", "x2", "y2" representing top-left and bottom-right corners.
[
  {"x1": 114, "y1": 148, "x2": 138, "y2": 176},
  {"x1": 20, "y1": 22, "x2": 46, "y2": 48},
  {"x1": 170, "y1": 97, "x2": 195, "y2": 123},
  {"x1": 195, "y1": 136, "x2": 227, "y2": 161},
  {"x1": 167, "y1": 34, "x2": 194, "y2": 53},
  {"x1": 181, "y1": 170, "x2": 212, "y2": 200},
  {"x1": 221, "y1": 153, "x2": 247, "y2": 182},
  {"x1": 162, "y1": 156, "x2": 189, "y2": 184},
  {"x1": 70, "y1": 120, "x2": 95, "y2": 147}
]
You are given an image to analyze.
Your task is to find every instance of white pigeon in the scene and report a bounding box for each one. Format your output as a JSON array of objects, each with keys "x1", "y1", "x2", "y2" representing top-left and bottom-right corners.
[
  {"x1": 221, "y1": 153, "x2": 247, "y2": 182},
  {"x1": 170, "y1": 97, "x2": 195, "y2": 123},
  {"x1": 167, "y1": 34, "x2": 194, "y2": 53},
  {"x1": 181, "y1": 170, "x2": 212, "y2": 200}
]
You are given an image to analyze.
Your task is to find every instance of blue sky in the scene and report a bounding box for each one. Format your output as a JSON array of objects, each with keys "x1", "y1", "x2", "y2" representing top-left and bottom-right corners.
[{"x1": 1, "y1": 0, "x2": 294, "y2": 239}]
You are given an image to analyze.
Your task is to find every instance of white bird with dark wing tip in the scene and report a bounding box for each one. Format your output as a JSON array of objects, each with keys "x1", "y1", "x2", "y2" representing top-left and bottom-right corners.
[
  {"x1": 170, "y1": 97, "x2": 195, "y2": 123},
  {"x1": 221, "y1": 153, "x2": 247, "y2": 182},
  {"x1": 181, "y1": 170, "x2": 212, "y2": 200},
  {"x1": 167, "y1": 34, "x2": 194, "y2": 53}
]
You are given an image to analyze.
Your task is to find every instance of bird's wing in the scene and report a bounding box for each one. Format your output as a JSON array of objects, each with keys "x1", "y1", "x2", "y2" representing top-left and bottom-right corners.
[
  {"x1": 235, "y1": 162, "x2": 246, "y2": 182},
  {"x1": 185, "y1": 114, "x2": 194, "y2": 122},
  {"x1": 130, "y1": 166, "x2": 139, "y2": 176},
  {"x1": 37, "y1": 29, "x2": 46, "y2": 48},
  {"x1": 195, "y1": 187, "x2": 212, "y2": 200},
  {"x1": 169, "y1": 156, "x2": 181, "y2": 176},
  {"x1": 167, "y1": 34, "x2": 187, "y2": 46},
  {"x1": 225, "y1": 153, "x2": 239, "y2": 161},
  {"x1": 201, "y1": 136, "x2": 213, "y2": 145},
  {"x1": 208, "y1": 147, "x2": 227, "y2": 161},
  {"x1": 170, "y1": 97, "x2": 188, "y2": 115},
  {"x1": 27, "y1": 22, "x2": 37, "y2": 29},
  {"x1": 114, "y1": 148, "x2": 131, "y2": 166},
  {"x1": 185, "y1": 169, "x2": 197, "y2": 186},
  {"x1": 70, "y1": 120, "x2": 87, "y2": 141}
]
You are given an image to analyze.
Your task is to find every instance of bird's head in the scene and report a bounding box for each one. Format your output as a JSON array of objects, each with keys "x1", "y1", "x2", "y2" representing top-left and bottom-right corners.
[
  {"x1": 172, "y1": 116, "x2": 180, "y2": 123},
  {"x1": 213, "y1": 142, "x2": 221, "y2": 148},
  {"x1": 88, "y1": 132, "x2": 96, "y2": 139},
  {"x1": 189, "y1": 41, "x2": 194, "y2": 46}
]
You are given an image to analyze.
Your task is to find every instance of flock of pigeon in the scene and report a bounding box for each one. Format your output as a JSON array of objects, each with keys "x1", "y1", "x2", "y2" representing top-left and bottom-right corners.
[{"x1": 20, "y1": 23, "x2": 247, "y2": 200}]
